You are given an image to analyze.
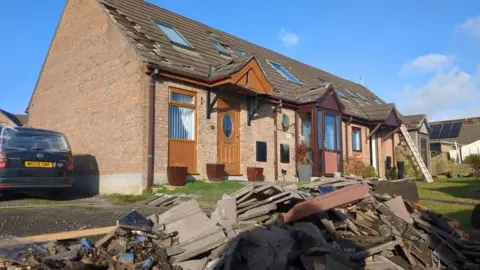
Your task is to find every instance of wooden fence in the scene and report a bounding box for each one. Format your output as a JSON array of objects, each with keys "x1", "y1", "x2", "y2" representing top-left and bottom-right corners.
[{"x1": 430, "y1": 152, "x2": 473, "y2": 176}]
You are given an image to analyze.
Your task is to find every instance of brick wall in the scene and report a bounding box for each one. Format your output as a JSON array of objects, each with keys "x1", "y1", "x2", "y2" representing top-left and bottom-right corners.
[
  {"x1": 28, "y1": 0, "x2": 146, "y2": 179},
  {"x1": 153, "y1": 78, "x2": 296, "y2": 182},
  {"x1": 343, "y1": 122, "x2": 371, "y2": 165}
]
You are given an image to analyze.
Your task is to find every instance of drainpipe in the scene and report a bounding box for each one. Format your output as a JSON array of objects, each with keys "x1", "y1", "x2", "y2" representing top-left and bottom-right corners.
[
  {"x1": 146, "y1": 68, "x2": 158, "y2": 191},
  {"x1": 273, "y1": 101, "x2": 282, "y2": 181}
]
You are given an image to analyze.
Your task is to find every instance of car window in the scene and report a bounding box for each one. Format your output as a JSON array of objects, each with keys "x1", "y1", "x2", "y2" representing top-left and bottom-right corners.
[{"x1": 0, "y1": 129, "x2": 70, "y2": 152}]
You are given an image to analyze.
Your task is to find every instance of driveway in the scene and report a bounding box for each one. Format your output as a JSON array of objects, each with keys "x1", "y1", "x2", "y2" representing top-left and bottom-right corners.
[{"x1": 0, "y1": 193, "x2": 163, "y2": 237}]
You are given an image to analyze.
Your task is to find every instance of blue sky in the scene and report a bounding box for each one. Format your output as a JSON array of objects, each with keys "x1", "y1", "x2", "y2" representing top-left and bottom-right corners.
[{"x1": 1, "y1": 1, "x2": 479, "y2": 121}]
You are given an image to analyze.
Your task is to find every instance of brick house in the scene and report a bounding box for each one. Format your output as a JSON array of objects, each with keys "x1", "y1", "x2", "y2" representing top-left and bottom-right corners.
[
  {"x1": 0, "y1": 109, "x2": 28, "y2": 127},
  {"x1": 28, "y1": 0, "x2": 424, "y2": 194}
]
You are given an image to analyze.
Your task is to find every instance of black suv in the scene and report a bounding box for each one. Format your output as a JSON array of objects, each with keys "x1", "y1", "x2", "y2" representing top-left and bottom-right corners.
[{"x1": 0, "y1": 126, "x2": 73, "y2": 191}]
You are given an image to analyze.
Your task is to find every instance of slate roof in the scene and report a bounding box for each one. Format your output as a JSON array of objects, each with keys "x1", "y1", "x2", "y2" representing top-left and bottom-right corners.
[
  {"x1": 401, "y1": 114, "x2": 426, "y2": 130},
  {"x1": 430, "y1": 117, "x2": 480, "y2": 145},
  {"x1": 361, "y1": 104, "x2": 396, "y2": 121},
  {"x1": 99, "y1": 0, "x2": 392, "y2": 120},
  {"x1": 0, "y1": 109, "x2": 28, "y2": 126}
]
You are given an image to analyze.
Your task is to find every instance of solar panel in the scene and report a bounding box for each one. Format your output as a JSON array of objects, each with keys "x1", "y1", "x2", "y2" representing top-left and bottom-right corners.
[
  {"x1": 448, "y1": 122, "x2": 463, "y2": 138},
  {"x1": 430, "y1": 124, "x2": 442, "y2": 139},
  {"x1": 438, "y1": 123, "x2": 452, "y2": 139}
]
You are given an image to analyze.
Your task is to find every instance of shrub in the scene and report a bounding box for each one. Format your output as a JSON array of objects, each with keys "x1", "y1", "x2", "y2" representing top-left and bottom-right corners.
[
  {"x1": 387, "y1": 166, "x2": 398, "y2": 180},
  {"x1": 295, "y1": 143, "x2": 312, "y2": 165},
  {"x1": 343, "y1": 157, "x2": 377, "y2": 178},
  {"x1": 464, "y1": 154, "x2": 480, "y2": 177}
]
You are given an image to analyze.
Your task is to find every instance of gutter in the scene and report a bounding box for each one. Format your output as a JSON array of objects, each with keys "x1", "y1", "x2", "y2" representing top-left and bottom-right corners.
[{"x1": 146, "y1": 67, "x2": 159, "y2": 191}]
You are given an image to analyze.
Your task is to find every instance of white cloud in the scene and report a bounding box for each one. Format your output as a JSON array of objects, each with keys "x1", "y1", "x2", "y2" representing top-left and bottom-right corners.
[
  {"x1": 401, "y1": 54, "x2": 453, "y2": 73},
  {"x1": 398, "y1": 65, "x2": 480, "y2": 120},
  {"x1": 461, "y1": 15, "x2": 480, "y2": 37},
  {"x1": 279, "y1": 29, "x2": 299, "y2": 47}
]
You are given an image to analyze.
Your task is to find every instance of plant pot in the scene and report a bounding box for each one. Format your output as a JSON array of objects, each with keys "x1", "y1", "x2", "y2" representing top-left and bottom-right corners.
[
  {"x1": 167, "y1": 166, "x2": 187, "y2": 186},
  {"x1": 206, "y1": 163, "x2": 225, "y2": 181},
  {"x1": 297, "y1": 163, "x2": 313, "y2": 182},
  {"x1": 247, "y1": 167, "x2": 263, "y2": 182}
]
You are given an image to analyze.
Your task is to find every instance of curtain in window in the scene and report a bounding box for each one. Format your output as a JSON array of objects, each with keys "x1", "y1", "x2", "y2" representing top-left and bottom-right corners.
[
  {"x1": 325, "y1": 115, "x2": 335, "y2": 150},
  {"x1": 352, "y1": 130, "x2": 361, "y2": 151},
  {"x1": 169, "y1": 105, "x2": 195, "y2": 140},
  {"x1": 302, "y1": 118, "x2": 312, "y2": 147},
  {"x1": 172, "y1": 93, "x2": 194, "y2": 104},
  {"x1": 317, "y1": 111, "x2": 323, "y2": 149}
]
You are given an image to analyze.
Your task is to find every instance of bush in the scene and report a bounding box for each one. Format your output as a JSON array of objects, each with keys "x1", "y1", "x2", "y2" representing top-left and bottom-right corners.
[
  {"x1": 464, "y1": 154, "x2": 480, "y2": 177},
  {"x1": 387, "y1": 166, "x2": 398, "y2": 180},
  {"x1": 343, "y1": 157, "x2": 377, "y2": 178}
]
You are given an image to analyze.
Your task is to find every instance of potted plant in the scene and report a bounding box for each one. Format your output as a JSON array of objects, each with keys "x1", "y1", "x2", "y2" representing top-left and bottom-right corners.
[
  {"x1": 296, "y1": 143, "x2": 313, "y2": 182},
  {"x1": 247, "y1": 167, "x2": 264, "y2": 182},
  {"x1": 206, "y1": 163, "x2": 225, "y2": 181},
  {"x1": 167, "y1": 162, "x2": 187, "y2": 186}
]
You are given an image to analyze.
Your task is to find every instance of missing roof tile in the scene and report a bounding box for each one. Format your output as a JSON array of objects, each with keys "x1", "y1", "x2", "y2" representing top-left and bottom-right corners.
[{"x1": 183, "y1": 65, "x2": 193, "y2": 70}]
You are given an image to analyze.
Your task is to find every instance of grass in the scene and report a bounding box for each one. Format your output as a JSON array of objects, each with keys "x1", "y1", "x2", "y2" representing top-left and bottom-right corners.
[
  {"x1": 153, "y1": 181, "x2": 244, "y2": 208},
  {"x1": 107, "y1": 192, "x2": 155, "y2": 204},
  {"x1": 418, "y1": 177, "x2": 480, "y2": 204},
  {"x1": 419, "y1": 200, "x2": 473, "y2": 229}
]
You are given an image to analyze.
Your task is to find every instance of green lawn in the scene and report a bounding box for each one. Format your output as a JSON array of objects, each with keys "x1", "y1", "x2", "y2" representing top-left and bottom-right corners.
[
  {"x1": 418, "y1": 177, "x2": 480, "y2": 204},
  {"x1": 107, "y1": 192, "x2": 156, "y2": 204},
  {"x1": 153, "y1": 181, "x2": 245, "y2": 209},
  {"x1": 417, "y1": 177, "x2": 479, "y2": 229}
]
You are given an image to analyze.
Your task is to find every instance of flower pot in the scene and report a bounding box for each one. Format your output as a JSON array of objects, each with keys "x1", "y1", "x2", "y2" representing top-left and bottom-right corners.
[
  {"x1": 167, "y1": 166, "x2": 187, "y2": 186},
  {"x1": 247, "y1": 167, "x2": 263, "y2": 182},
  {"x1": 297, "y1": 163, "x2": 313, "y2": 182},
  {"x1": 206, "y1": 163, "x2": 225, "y2": 181}
]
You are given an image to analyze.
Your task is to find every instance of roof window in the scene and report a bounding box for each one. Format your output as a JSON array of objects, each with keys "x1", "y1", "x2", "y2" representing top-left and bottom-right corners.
[
  {"x1": 336, "y1": 91, "x2": 344, "y2": 97},
  {"x1": 356, "y1": 92, "x2": 367, "y2": 100},
  {"x1": 213, "y1": 40, "x2": 231, "y2": 55},
  {"x1": 156, "y1": 22, "x2": 193, "y2": 48},
  {"x1": 344, "y1": 88, "x2": 355, "y2": 97},
  {"x1": 268, "y1": 61, "x2": 301, "y2": 84},
  {"x1": 236, "y1": 49, "x2": 246, "y2": 57},
  {"x1": 373, "y1": 98, "x2": 382, "y2": 104},
  {"x1": 319, "y1": 78, "x2": 329, "y2": 84}
]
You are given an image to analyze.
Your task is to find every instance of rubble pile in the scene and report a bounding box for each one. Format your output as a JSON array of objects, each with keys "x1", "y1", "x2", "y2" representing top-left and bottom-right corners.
[{"x1": 1, "y1": 181, "x2": 480, "y2": 270}]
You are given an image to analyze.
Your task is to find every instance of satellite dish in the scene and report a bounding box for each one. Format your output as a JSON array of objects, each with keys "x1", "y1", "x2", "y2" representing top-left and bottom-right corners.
[{"x1": 282, "y1": 114, "x2": 290, "y2": 129}]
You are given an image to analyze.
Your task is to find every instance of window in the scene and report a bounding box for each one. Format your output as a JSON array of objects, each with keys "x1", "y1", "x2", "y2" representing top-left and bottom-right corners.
[
  {"x1": 169, "y1": 89, "x2": 196, "y2": 140},
  {"x1": 352, "y1": 127, "x2": 361, "y2": 152},
  {"x1": 356, "y1": 92, "x2": 367, "y2": 100},
  {"x1": 344, "y1": 88, "x2": 355, "y2": 97},
  {"x1": 256, "y1": 141, "x2": 267, "y2": 162},
  {"x1": 213, "y1": 40, "x2": 230, "y2": 55},
  {"x1": 319, "y1": 78, "x2": 329, "y2": 84},
  {"x1": 280, "y1": 144, "x2": 290, "y2": 163},
  {"x1": 336, "y1": 91, "x2": 344, "y2": 98},
  {"x1": 1, "y1": 129, "x2": 70, "y2": 152},
  {"x1": 336, "y1": 116, "x2": 342, "y2": 151},
  {"x1": 236, "y1": 49, "x2": 246, "y2": 56},
  {"x1": 317, "y1": 111, "x2": 323, "y2": 149},
  {"x1": 325, "y1": 115, "x2": 336, "y2": 150},
  {"x1": 268, "y1": 61, "x2": 301, "y2": 84},
  {"x1": 373, "y1": 98, "x2": 382, "y2": 104},
  {"x1": 156, "y1": 22, "x2": 193, "y2": 48}
]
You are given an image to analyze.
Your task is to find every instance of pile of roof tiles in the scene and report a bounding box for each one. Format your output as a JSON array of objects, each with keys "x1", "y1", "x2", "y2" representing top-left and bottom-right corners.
[{"x1": 2, "y1": 181, "x2": 480, "y2": 270}]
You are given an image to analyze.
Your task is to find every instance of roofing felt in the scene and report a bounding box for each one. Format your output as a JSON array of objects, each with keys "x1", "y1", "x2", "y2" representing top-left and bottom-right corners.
[{"x1": 99, "y1": 0, "x2": 394, "y2": 120}]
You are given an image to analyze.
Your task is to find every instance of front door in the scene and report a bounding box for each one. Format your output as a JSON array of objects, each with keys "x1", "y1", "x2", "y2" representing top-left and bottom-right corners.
[
  {"x1": 217, "y1": 99, "x2": 240, "y2": 175},
  {"x1": 421, "y1": 138, "x2": 428, "y2": 168}
]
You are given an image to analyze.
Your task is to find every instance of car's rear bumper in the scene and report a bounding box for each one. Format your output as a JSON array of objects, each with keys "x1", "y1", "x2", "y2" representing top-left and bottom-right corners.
[{"x1": 0, "y1": 177, "x2": 73, "y2": 189}]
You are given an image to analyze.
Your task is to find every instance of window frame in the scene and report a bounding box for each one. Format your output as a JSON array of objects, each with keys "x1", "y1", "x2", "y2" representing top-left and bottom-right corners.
[
  {"x1": 373, "y1": 98, "x2": 382, "y2": 104},
  {"x1": 280, "y1": 144, "x2": 290, "y2": 163},
  {"x1": 168, "y1": 88, "x2": 197, "y2": 142},
  {"x1": 212, "y1": 40, "x2": 231, "y2": 56},
  {"x1": 236, "y1": 49, "x2": 246, "y2": 57},
  {"x1": 352, "y1": 127, "x2": 362, "y2": 152},
  {"x1": 267, "y1": 60, "x2": 301, "y2": 84},
  {"x1": 336, "y1": 90, "x2": 344, "y2": 98},
  {"x1": 256, "y1": 141, "x2": 267, "y2": 162},
  {"x1": 155, "y1": 21, "x2": 194, "y2": 49},
  {"x1": 356, "y1": 92, "x2": 367, "y2": 100},
  {"x1": 344, "y1": 88, "x2": 356, "y2": 97}
]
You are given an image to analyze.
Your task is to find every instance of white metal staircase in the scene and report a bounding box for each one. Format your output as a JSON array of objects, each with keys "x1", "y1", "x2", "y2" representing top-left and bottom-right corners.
[{"x1": 399, "y1": 124, "x2": 434, "y2": 182}]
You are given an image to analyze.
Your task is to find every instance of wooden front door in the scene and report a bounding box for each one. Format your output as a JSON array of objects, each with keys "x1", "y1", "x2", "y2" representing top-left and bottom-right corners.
[
  {"x1": 217, "y1": 99, "x2": 240, "y2": 175},
  {"x1": 421, "y1": 138, "x2": 428, "y2": 168}
]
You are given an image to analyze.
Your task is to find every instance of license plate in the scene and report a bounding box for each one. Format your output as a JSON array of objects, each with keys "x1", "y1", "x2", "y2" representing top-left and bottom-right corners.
[{"x1": 25, "y1": 161, "x2": 53, "y2": 168}]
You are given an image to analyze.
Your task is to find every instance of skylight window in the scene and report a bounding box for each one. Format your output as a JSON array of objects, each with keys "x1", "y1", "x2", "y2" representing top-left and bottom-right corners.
[
  {"x1": 356, "y1": 92, "x2": 367, "y2": 100},
  {"x1": 344, "y1": 88, "x2": 355, "y2": 97},
  {"x1": 213, "y1": 40, "x2": 230, "y2": 55},
  {"x1": 336, "y1": 91, "x2": 344, "y2": 97},
  {"x1": 373, "y1": 98, "x2": 382, "y2": 104},
  {"x1": 156, "y1": 22, "x2": 192, "y2": 48},
  {"x1": 236, "y1": 49, "x2": 246, "y2": 57},
  {"x1": 268, "y1": 61, "x2": 301, "y2": 84},
  {"x1": 319, "y1": 78, "x2": 329, "y2": 84}
]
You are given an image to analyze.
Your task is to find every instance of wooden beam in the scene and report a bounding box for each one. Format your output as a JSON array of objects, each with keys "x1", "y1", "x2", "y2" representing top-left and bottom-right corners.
[
  {"x1": 367, "y1": 123, "x2": 381, "y2": 140},
  {"x1": 207, "y1": 86, "x2": 225, "y2": 119},
  {"x1": 20, "y1": 226, "x2": 116, "y2": 243},
  {"x1": 382, "y1": 127, "x2": 399, "y2": 143}
]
